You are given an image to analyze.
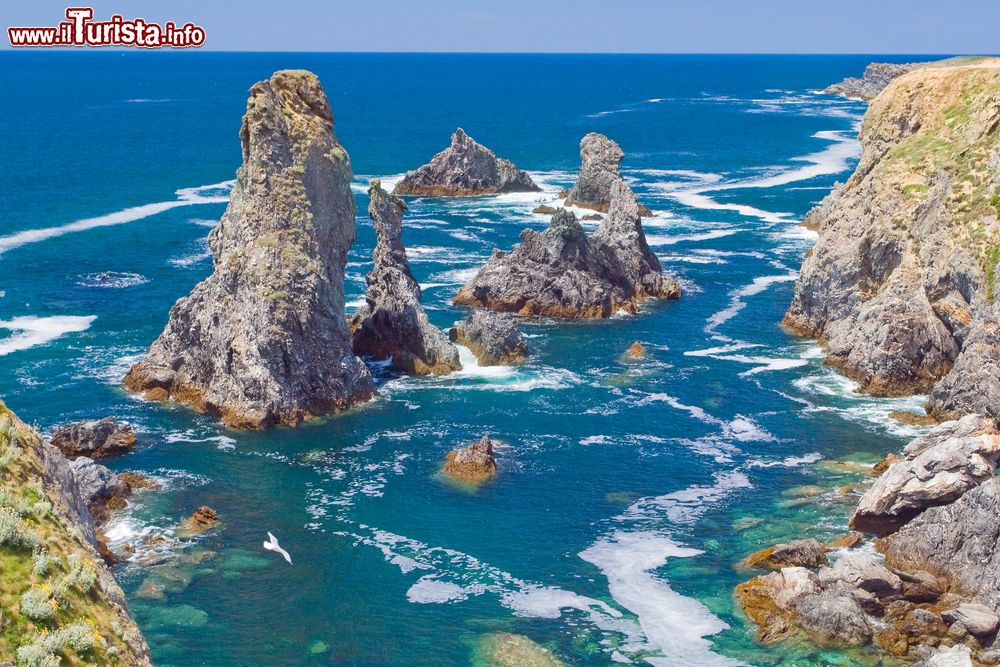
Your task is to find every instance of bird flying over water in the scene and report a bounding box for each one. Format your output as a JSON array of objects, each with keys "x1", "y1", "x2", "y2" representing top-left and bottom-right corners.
[{"x1": 263, "y1": 531, "x2": 292, "y2": 564}]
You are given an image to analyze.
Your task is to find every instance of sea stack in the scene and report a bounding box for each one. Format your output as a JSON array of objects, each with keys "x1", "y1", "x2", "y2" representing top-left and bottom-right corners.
[
  {"x1": 783, "y1": 58, "x2": 1000, "y2": 418},
  {"x1": 454, "y1": 181, "x2": 679, "y2": 318},
  {"x1": 393, "y1": 128, "x2": 540, "y2": 196},
  {"x1": 443, "y1": 434, "x2": 497, "y2": 483},
  {"x1": 124, "y1": 70, "x2": 374, "y2": 428},
  {"x1": 349, "y1": 180, "x2": 461, "y2": 375},
  {"x1": 563, "y1": 132, "x2": 652, "y2": 216}
]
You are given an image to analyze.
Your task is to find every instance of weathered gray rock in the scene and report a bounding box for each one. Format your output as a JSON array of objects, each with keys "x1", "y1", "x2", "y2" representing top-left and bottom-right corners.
[
  {"x1": 784, "y1": 60, "x2": 1000, "y2": 408},
  {"x1": 825, "y1": 61, "x2": 929, "y2": 100},
  {"x1": 393, "y1": 128, "x2": 539, "y2": 196},
  {"x1": 741, "y1": 538, "x2": 829, "y2": 570},
  {"x1": 50, "y1": 417, "x2": 136, "y2": 460},
  {"x1": 896, "y1": 569, "x2": 944, "y2": 603},
  {"x1": 454, "y1": 184, "x2": 679, "y2": 319},
  {"x1": 443, "y1": 434, "x2": 497, "y2": 483},
  {"x1": 68, "y1": 456, "x2": 132, "y2": 525},
  {"x1": 124, "y1": 70, "x2": 374, "y2": 427},
  {"x1": 794, "y1": 587, "x2": 873, "y2": 645},
  {"x1": 449, "y1": 309, "x2": 527, "y2": 366},
  {"x1": 350, "y1": 180, "x2": 461, "y2": 376},
  {"x1": 817, "y1": 553, "x2": 902, "y2": 598},
  {"x1": 563, "y1": 133, "x2": 651, "y2": 215},
  {"x1": 851, "y1": 415, "x2": 1000, "y2": 535},
  {"x1": 915, "y1": 644, "x2": 973, "y2": 667},
  {"x1": 941, "y1": 603, "x2": 1000, "y2": 640},
  {"x1": 880, "y1": 477, "x2": 1000, "y2": 611},
  {"x1": 733, "y1": 567, "x2": 821, "y2": 642},
  {"x1": 929, "y1": 321, "x2": 1000, "y2": 421}
]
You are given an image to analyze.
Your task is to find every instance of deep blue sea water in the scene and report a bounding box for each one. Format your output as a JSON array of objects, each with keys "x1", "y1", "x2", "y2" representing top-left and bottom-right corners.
[{"x1": 0, "y1": 53, "x2": 945, "y2": 666}]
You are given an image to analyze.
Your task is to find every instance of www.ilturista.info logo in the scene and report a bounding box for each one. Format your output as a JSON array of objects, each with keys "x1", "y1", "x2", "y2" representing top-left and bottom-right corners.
[{"x1": 8, "y1": 8, "x2": 206, "y2": 48}]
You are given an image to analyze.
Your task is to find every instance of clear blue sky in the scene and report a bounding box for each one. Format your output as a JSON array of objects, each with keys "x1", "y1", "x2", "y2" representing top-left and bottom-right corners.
[{"x1": 5, "y1": 0, "x2": 999, "y2": 53}]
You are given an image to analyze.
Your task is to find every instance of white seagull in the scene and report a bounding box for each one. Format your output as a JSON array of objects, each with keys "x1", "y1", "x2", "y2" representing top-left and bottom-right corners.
[{"x1": 263, "y1": 531, "x2": 292, "y2": 564}]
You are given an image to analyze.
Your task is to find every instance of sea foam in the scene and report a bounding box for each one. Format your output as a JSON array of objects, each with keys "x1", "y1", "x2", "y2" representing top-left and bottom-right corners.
[{"x1": 0, "y1": 315, "x2": 96, "y2": 356}]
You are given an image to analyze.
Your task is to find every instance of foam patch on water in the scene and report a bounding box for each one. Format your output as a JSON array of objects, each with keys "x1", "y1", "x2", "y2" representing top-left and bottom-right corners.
[
  {"x1": 165, "y1": 430, "x2": 238, "y2": 451},
  {"x1": 0, "y1": 315, "x2": 96, "y2": 356},
  {"x1": 705, "y1": 273, "x2": 797, "y2": 340},
  {"x1": 0, "y1": 180, "x2": 232, "y2": 254},
  {"x1": 76, "y1": 272, "x2": 149, "y2": 288},
  {"x1": 580, "y1": 532, "x2": 745, "y2": 667}
]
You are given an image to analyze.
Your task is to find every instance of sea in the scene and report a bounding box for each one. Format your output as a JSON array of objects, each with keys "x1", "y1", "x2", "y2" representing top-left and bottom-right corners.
[{"x1": 0, "y1": 53, "x2": 943, "y2": 666}]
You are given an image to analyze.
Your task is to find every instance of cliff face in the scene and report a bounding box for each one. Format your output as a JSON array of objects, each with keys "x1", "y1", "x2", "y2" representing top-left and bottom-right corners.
[
  {"x1": 124, "y1": 70, "x2": 375, "y2": 428},
  {"x1": 349, "y1": 180, "x2": 461, "y2": 375},
  {"x1": 784, "y1": 59, "x2": 1000, "y2": 416},
  {"x1": 393, "y1": 128, "x2": 540, "y2": 196},
  {"x1": 0, "y1": 402, "x2": 151, "y2": 666},
  {"x1": 824, "y1": 62, "x2": 929, "y2": 101}
]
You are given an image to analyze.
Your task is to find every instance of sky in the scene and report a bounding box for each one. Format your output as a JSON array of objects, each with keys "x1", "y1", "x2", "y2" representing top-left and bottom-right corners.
[{"x1": 4, "y1": 0, "x2": 999, "y2": 54}]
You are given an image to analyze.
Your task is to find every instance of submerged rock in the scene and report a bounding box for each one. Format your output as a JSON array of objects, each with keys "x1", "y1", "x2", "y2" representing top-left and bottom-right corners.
[
  {"x1": 179, "y1": 506, "x2": 219, "y2": 535},
  {"x1": 851, "y1": 415, "x2": 1000, "y2": 535},
  {"x1": 563, "y1": 133, "x2": 652, "y2": 215},
  {"x1": 350, "y1": 180, "x2": 461, "y2": 375},
  {"x1": 626, "y1": 342, "x2": 646, "y2": 359},
  {"x1": 449, "y1": 309, "x2": 527, "y2": 365},
  {"x1": 477, "y1": 631, "x2": 565, "y2": 667},
  {"x1": 393, "y1": 128, "x2": 539, "y2": 196},
  {"x1": 124, "y1": 70, "x2": 374, "y2": 427},
  {"x1": 442, "y1": 434, "x2": 497, "y2": 483},
  {"x1": 51, "y1": 417, "x2": 136, "y2": 459},
  {"x1": 824, "y1": 61, "x2": 930, "y2": 100},
  {"x1": 784, "y1": 59, "x2": 1000, "y2": 409},
  {"x1": 455, "y1": 183, "x2": 679, "y2": 319}
]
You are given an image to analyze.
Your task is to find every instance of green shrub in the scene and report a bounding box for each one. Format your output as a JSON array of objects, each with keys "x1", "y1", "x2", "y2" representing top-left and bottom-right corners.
[
  {"x1": 20, "y1": 586, "x2": 56, "y2": 621},
  {"x1": 0, "y1": 505, "x2": 38, "y2": 548},
  {"x1": 32, "y1": 546, "x2": 51, "y2": 576},
  {"x1": 15, "y1": 643, "x2": 60, "y2": 667}
]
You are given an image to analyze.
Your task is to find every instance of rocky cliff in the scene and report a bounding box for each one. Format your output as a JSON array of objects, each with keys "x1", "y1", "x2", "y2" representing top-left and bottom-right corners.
[
  {"x1": 0, "y1": 401, "x2": 151, "y2": 666},
  {"x1": 825, "y1": 62, "x2": 930, "y2": 101},
  {"x1": 454, "y1": 181, "x2": 679, "y2": 318},
  {"x1": 124, "y1": 70, "x2": 375, "y2": 428},
  {"x1": 562, "y1": 133, "x2": 652, "y2": 216},
  {"x1": 784, "y1": 59, "x2": 1000, "y2": 418},
  {"x1": 393, "y1": 128, "x2": 540, "y2": 196},
  {"x1": 349, "y1": 180, "x2": 461, "y2": 375}
]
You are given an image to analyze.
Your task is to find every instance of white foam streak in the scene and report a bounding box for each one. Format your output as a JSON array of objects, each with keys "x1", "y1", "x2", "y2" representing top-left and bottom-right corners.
[
  {"x1": 0, "y1": 181, "x2": 233, "y2": 254},
  {"x1": 0, "y1": 315, "x2": 96, "y2": 356}
]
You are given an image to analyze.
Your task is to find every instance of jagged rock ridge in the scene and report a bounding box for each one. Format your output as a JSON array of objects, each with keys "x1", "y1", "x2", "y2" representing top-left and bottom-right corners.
[
  {"x1": 784, "y1": 58, "x2": 1000, "y2": 418},
  {"x1": 393, "y1": 128, "x2": 540, "y2": 196},
  {"x1": 454, "y1": 180, "x2": 679, "y2": 318},
  {"x1": 124, "y1": 70, "x2": 375, "y2": 428},
  {"x1": 349, "y1": 180, "x2": 461, "y2": 375},
  {"x1": 563, "y1": 132, "x2": 652, "y2": 216}
]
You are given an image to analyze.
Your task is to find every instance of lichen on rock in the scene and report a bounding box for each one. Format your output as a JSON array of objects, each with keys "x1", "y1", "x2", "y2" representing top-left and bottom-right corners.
[
  {"x1": 350, "y1": 180, "x2": 461, "y2": 375},
  {"x1": 124, "y1": 69, "x2": 374, "y2": 428}
]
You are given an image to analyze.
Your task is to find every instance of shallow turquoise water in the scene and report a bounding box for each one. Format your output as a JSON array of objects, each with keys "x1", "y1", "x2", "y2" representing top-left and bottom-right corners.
[{"x1": 0, "y1": 53, "x2": 939, "y2": 665}]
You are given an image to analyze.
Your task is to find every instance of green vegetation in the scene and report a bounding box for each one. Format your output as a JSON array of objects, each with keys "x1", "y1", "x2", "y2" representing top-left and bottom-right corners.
[
  {"x1": 0, "y1": 402, "x2": 142, "y2": 665},
  {"x1": 985, "y1": 242, "x2": 1000, "y2": 303}
]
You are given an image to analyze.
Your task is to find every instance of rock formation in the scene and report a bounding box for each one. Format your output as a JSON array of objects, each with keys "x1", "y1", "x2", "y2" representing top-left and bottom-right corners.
[
  {"x1": 563, "y1": 133, "x2": 652, "y2": 215},
  {"x1": 51, "y1": 417, "x2": 136, "y2": 459},
  {"x1": 741, "y1": 538, "x2": 829, "y2": 570},
  {"x1": 350, "y1": 180, "x2": 461, "y2": 375},
  {"x1": 124, "y1": 70, "x2": 374, "y2": 427},
  {"x1": 454, "y1": 182, "x2": 680, "y2": 318},
  {"x1": 393, "y1": 128, "x2": 540, "y2": 196},
  {"x1": 0, "y1": 402, "x2": 151, "y2": 665},
  {"x1": 442, "y1": 434, "x2": 497, "y2": 483},
  {"x1": 449, "y1": 310, "x2": 528, "y2": 365},
  {"x1": 178, "y1": 506, "x2": 219, "y2": 535},
  {"x1": 851, "y1": 415, "x2": 1000, "y2": 535},
  {"x1": 784, "y1": 58, "x2": 1000, "y2": 417},
  {"x1": 737, "y1": 414, "x2": 1000, "y2": 663},
  {"x1": 825, "y1": 61, "x2": 930, "y2": 100}
]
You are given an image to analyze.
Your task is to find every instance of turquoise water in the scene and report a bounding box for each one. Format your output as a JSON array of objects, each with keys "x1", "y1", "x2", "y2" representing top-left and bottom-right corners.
[{"x1": 0, "y1": 53, "x2": 940, "y2": 665}]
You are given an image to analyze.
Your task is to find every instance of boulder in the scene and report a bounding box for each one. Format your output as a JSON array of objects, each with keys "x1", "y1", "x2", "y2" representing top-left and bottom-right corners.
[
  {"x1": 563, "y1": 133, "x2": 652, "y2": 215},
  {"x1": 794, "y1": 587, "x2": 873, "y2": 646},
  {"x1": 851, "y1": 415, "x2": 1000, "y2": 535},
  {"x1": 179, "y1": 506, "x2": 219, "y2": 535},
  {"x1": 50, "y1": 417, "x2": 136, "y2": 459},
  {"x1": 454, "y1": 183, "x2": 679, "y2": 319},
  {"x1": 941, "y1": 603, "x2": 999, "y2": 641},
  {"x1": 349, "y1": 180, "x2": 461, "y2": 375},
  {"x1": 393, "y1": 128, "x2": 539, "y2": 196},
  {"x1": 828, "y1": 532, "x2": 864, "y2": 550},
  {"x1": 68, "y1": 456, "x2": 132, "y2": 524},
  {"x1": 915, "y1": 644, "x2": 973, "y2": 667},
  {"x1": 741, "y1": 538, "x2": 829, "y2": 570},
  {"x1": 443, "y1": 434, "x2": 497, "y2": 483},
  {"x1": 734, "y1": 567, "x2": 820, "y2": 643},
  {"x1": 626, "y1": 342, "x2": 646, "y2": 359},
  {"x1": 124, "y1": 70, "x2": 374, "y2": 428},
  {"x1": 817, "y1": 553, "x2": 902, "y2": 598},
  {"x1": 532, "y1": 205, "x2": 558, "y2": 215},
  {"x1": 449, "y1": 309, "x2": 527, "y2": 366},
  {"x1": 896, "y1": 569, "x2": 944, "y2": 603}
]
